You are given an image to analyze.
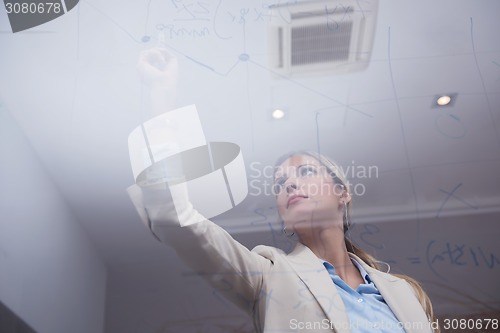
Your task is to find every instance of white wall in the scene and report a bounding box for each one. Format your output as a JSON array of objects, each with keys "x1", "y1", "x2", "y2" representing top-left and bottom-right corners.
[{"x1": 0, "y1": 101, "x2": 107, "y2": 333}]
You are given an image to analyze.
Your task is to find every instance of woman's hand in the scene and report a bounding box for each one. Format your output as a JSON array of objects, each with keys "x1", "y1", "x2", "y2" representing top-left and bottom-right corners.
[
  {"x1": 138, "y1": 47, "x2": 179, "y2": 115},
  {"x1": 137, "y1": 47, "x2": 179, "y2": 89}
]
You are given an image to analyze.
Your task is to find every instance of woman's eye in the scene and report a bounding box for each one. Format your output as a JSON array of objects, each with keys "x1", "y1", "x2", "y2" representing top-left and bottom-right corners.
[{"x1": 299, "y1": 165, "x2": 317, "y2": 177}]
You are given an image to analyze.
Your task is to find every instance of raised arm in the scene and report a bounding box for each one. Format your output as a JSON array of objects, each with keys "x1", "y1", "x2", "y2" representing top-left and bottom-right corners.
[
  {"x1": 131, "y1": 46, "x2": 274, "y2": 312},
  {"x1": 128, "y1": 181, "x2": 273, "y2": 313}
]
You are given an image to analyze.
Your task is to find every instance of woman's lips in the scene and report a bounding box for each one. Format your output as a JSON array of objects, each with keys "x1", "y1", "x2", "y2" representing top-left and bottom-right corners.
[{"x1": 287, "y1": 195, "x2": 307, "y2": 208}]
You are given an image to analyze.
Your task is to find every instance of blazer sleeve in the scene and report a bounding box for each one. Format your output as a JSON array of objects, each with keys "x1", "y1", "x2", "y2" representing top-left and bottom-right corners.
[{"x1": 127, "y1": 182, "x2": 273, "y2": 313}]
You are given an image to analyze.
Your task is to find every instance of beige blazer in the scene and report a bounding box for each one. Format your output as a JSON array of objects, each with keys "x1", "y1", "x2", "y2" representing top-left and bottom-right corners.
[{"x1": 152, "y1": 217, "x2": 433, "y2": 333}]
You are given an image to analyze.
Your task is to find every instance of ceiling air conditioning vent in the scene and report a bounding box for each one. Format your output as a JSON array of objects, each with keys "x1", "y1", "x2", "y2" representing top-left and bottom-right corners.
[{"x1": 269, "y1": 0, "x2": 378, "y2": 77}]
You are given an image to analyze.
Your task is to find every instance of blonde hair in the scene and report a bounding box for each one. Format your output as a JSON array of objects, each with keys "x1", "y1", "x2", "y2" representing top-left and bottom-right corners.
[{"x1": 274, "y1": 151, "x2": 438, "y2": 331}]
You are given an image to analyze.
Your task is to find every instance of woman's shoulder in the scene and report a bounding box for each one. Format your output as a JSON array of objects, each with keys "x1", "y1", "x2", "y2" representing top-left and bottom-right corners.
[{"x1": 251, "y1": 244, "x2": 287, "y2": 262}]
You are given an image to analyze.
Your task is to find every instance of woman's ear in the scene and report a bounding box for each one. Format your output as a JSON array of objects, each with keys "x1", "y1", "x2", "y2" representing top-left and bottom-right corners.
[{"x1": 339, "y1": 190, "x2": 351, "y2": 204}]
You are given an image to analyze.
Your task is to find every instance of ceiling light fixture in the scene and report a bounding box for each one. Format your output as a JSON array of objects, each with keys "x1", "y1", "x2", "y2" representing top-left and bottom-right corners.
[
  {"x1": 272, "y1": 109, "x2": 285, "y2": 119},
  {"x1": 437, "y1": 95, "x2": 451, "y2": 106},
  {"x1": 433, "y1": 93, "x2": 457, "y2": 107}
]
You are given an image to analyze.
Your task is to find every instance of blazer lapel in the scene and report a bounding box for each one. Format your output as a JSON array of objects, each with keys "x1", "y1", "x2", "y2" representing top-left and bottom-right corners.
[
  {"x1": 286, "y1": 243, "x2": 351, "y2": 333},
  {"x1": 350, "y1": 253, "x2": 431, "y2": 333}
]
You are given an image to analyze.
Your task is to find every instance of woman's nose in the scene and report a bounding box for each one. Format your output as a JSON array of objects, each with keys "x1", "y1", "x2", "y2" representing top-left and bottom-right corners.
[{"x1": 285, "y1": 183, "x2": 297, "y2": 194}]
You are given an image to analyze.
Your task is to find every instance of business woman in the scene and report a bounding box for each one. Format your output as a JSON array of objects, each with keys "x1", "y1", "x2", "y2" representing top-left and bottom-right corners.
[
  {"x1": 129, "y1": 149, "x2": 438, "y2": 333},
  {"x1": 132, "y1": 48, "x2": 437, "y2": 332}
]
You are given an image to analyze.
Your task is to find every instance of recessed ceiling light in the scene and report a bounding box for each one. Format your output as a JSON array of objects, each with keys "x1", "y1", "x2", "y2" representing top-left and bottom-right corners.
[
  {"x1": 272, "y1": 109, "x2": 285, "y2": 119},
  {"x1": 437, "y1": 95, "x2": 451, "y2": 106},
  {"x1": 433, "y1": 93, "x2": 457, "y2": 107}
]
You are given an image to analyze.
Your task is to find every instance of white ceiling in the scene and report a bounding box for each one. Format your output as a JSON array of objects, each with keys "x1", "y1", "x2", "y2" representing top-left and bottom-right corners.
[{"x1": 1, "y1": 0, "x2": 500, "y2": 332}]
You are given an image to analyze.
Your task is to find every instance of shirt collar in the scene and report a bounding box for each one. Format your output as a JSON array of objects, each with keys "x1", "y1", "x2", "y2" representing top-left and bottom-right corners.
[{"x1": 320, "y1": 257, "x2": 373, "y2": 285}]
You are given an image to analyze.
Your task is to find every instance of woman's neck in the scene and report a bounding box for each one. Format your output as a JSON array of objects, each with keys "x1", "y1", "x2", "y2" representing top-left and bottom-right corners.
[{"x1": 298, "y1": 225, "x2": 363, "y2": 289}]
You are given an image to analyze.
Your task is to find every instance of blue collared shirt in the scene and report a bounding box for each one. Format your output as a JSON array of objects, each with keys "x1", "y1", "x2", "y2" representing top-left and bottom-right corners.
[{"x1": 321, "y1": 259, "x2": 406, "y2": 332}]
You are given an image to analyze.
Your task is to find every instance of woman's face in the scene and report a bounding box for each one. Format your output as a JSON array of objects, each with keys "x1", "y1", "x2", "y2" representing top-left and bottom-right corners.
[{"x1": 274, "y1": 155, "x2": 347, "y2": 232}]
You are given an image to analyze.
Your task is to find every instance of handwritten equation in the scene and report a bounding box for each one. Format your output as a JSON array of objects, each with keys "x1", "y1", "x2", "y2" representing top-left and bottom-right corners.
[
  {"x1": 425, "y1": 240, "x2": 500, "y2": 280},
  {"x1": 156, "y1": 0, "x2": 363, "y2": 40}
]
